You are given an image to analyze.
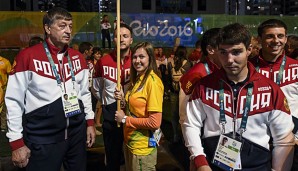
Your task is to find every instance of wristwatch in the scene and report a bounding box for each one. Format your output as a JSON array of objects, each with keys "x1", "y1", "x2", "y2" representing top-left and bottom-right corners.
[{"x1": 121, "y1": 116, "x2": 127, "y2": 124}]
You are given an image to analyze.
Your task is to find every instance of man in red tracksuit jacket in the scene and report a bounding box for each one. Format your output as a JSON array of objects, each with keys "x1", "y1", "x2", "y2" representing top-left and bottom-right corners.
[
  {"x1": 93, "y1": 23, "x2": 133, "y2": 171},
  {"x1": 5, "y1": 7, "x2": 95, "y2": 171},
  {"x1": 183, "y1": 23, "x2": 294, "y2": 171},
  {"x1": 250, "y1": 18, "x2": 298, "y2": 171},
  {"x1": 179, "y1": 28, "x2": 221, "y2": 170}
]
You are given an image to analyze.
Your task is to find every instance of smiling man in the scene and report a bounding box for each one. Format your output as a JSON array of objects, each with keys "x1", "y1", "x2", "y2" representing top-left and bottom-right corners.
[
  {"x1": 250, "y1": 19, "x2": 298, "y2": 171},
  {"x1": 5, "y1": 7, "x2": 95, "y2": 171}
]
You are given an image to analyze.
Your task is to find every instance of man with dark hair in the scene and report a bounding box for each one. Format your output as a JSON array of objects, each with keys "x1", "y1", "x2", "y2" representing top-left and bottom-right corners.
[
  {"x1": 79, "y1": 42, "x2": 97, "y2": 112},
  {"x1": 221, "y1": 137, "x2": 228, "y2": 146},
  {"x1": 79, "y1": 41, "x2": 93, "y2": 59},
  {"x1": 250, "y1": 18, "x2": 298, "y2": 171},
  {"x1": 5, "y1": 7, "x2": 95, "y2": 171},
  {"x1": 179, "y1": 28, "x2": 221, "y2": 170},
  {"x1": 285, "y1": 35, "x2": 298, "y2": 59},
  {"x1": 180, "y1": 28, "x2": 221, "y2": 126},
  {"x1": 93, "y1": 23, "x2": 133, "y2": 171},
  {"x1": 183, "y1": 23, "x2": 294, "y2": 171}
]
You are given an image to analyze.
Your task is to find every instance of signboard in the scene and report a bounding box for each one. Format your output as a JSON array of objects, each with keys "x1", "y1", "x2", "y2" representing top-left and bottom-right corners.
[{"x1": 0, "y1": 11, "x2": 298, "y2": 48}]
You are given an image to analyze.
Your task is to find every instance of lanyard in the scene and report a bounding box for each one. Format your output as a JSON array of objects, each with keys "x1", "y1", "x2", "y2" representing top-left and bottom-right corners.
[
  {"x1": 256, "y1": 55, "x2": 286, "y2": 85},
  {"x1": 219, "y1": 80, "x2": 253, "y2": 138},
  {"x1": 204, "y1": 62, "x2": 210, "y2": 75},
  {"x1": 276, "y1": 55, "x2": 286, "y2": 85},
  {"x1": 43, "y1": 42, "x2": 76, "y2": 86}
]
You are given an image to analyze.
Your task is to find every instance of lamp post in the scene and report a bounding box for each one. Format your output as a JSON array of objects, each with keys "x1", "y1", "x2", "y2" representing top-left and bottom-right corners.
[{"x1": 235, "y1": 0, "x2": 239, "y2": 15}]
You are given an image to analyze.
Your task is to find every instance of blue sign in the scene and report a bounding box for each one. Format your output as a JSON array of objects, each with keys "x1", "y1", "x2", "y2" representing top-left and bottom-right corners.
[{"x1": 125, "y1": 13, "x2": 204, "y2": 47}]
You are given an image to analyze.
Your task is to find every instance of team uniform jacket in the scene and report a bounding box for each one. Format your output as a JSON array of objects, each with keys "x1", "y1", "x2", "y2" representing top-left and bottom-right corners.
[
  {"x1": 250, "y1": 53, "x2": 298, "y2": 138},
  {"x1": 184, "y1": 63, "x2": 294, "y2": 168},
  {"x1": 5, "y1": 40, "x2": 94, "y2": 150},
  {"x1": 179, "y1": 58, "x2": 220, "y2": 124},
  {"x1": 93, "y1": 50, "x2": 131, "y2": 121},
  {"x1": 180, "y1": 58, "x2": 220, "y2": 95}
]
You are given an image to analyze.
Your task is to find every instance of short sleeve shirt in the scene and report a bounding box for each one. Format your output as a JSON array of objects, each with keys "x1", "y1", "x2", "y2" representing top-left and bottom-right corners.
[{"x1": 124, "y1": 70, "x2": 164, "y2": 155}]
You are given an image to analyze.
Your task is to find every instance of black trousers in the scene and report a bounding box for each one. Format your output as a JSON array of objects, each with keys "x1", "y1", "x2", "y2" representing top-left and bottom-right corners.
[
  {"x1": 102, "y1": 120, "x2": 124, "y2": 171},
  {"x1": 101, "y1": 29, "x2": 111, "y2": 49},
  {"x1": 24, "y1": 128, "x2": 87, "y2": 171},
  {"x1": 101, "y1": 103, "x2": 124, "y2": 170},
  {"x1": 292, "y1": 145, "x2": 298, "y2": 171}
]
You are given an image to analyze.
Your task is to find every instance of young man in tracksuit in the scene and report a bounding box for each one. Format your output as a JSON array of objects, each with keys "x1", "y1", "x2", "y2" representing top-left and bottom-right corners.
[
  {"x1": 249, "y1": 19, "x2": 298, "y2": 171},
  {"x1": 93, "y1": 23, "x2": 133, "y2": 171},
  {"x1": 183, "y1": 23, "x2": 294, "y2": 171},
  {"x1": 180, "y1": 28, "x2": 221, "y2": 125},
  {"x1": 179, "y1": 28, "x2": 221, "y2": 170},
  {"x1": 5, "y1": 7, "x2": 95, "y2": 171}
]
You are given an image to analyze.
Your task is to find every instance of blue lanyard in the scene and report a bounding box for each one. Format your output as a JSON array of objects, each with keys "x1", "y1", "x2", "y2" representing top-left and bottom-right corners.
[
  {"x1": 204, "y1": 62, "x2": 210, "y2": 75},
  {"x1": 256, "y1": 55, "x2": 286, "y2": 85},
  {"x1": 43, "y1": 42, "x2": 76, "y2": 85},
  {"x1": 276, "y1": 55, "x2": 286, "y2": 85},
  {"x1": 219, "y1": 80, "x2": 253, "y2": 137}
]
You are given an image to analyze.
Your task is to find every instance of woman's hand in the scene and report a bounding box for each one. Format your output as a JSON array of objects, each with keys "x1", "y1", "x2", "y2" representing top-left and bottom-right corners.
[{"x1": 115, "y1": 110, "x2": 126, "y2": 123}]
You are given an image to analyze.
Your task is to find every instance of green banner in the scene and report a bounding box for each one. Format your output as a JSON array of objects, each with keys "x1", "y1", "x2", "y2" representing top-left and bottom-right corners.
[{"x1": 0, "y1": 11, "x2": 297, "y2": 48}]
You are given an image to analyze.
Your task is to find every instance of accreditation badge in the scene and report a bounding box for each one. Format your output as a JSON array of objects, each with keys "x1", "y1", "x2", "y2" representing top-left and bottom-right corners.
[
  {"x1": 62, "y1": 90, "x2": 81, "y2": 118},
  {"x1": 153, "y1": 128, "x2": 163, "y2": 146},
  {"x1": 212, "y1": 134, "x2": 242, "y2": 171}
]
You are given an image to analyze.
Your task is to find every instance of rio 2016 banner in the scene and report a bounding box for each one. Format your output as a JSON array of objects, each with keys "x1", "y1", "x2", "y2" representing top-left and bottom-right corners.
[{"x1": 0, "y1": 11, "x2": 298, "y2": 49}]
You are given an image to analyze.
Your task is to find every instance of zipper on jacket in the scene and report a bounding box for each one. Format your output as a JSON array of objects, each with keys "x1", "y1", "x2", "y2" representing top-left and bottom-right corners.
[
  {"x1": 221, "y1": 80, "x2": 251, "y2": 139},
  {"x1": 65, "y1": 118, "x2": 69, "y2": 139},
  {"x1": 59, "y1": 56, "x2": 69, "y2": 140},
  {"x1": 270, "y1": 65, "x2": 273, "y2": 80},
  {"x1": 235, "y1": 82, "x2": 251, "y2": 139}
]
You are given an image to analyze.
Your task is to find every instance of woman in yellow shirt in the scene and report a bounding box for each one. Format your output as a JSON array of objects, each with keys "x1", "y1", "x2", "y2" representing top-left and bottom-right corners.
[{"x1": 114, "y1": 42, "x2": 164, "y2": 171}]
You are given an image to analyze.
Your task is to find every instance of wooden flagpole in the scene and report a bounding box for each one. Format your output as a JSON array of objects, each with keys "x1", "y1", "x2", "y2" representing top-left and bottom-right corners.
[{"x1": 116, "y1": 0, "x2": 121, "y2": 127}]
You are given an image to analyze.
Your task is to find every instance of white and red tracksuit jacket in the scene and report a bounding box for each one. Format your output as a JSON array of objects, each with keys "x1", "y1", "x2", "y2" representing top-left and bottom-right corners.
[
  {"x1": 183, "y1": 63, "x2": 294, "y2": 169},
  {"x1": 180, "y1": 58, "x2": 220, "y2": 96},
  {"x1": 179, "y1": 58, "x2": 220, "y2": 125},
  {"x1": 5, "y1": 39, "x2": 94, "y2": 150},
  {"x1": 92, "y1": 50, "x2": 131, "y2": 121},
  {"x1": 250, "y1": 53, "x2": 298, "y2": 139}
]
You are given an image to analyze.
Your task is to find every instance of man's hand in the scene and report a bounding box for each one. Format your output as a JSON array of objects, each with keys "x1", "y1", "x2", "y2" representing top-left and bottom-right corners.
[
  {"x1": 86, "y1": 126, "x2": 96, "y2": 147},
  {"x1": 12, "y1": 146, "x2": 31, "y2": 168},
  {"x1": 197, "y1": 165, "x2": 212, "y2": 171}
]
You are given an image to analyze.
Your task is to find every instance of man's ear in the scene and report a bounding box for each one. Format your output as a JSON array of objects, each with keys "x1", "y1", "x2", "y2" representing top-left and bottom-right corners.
[
  {"x1": 206, "y1": 45, "x2": 215, "y2": 55},
  {"x1": 129, "y1": 37, "x2": 133, "y2": 45},
  {"x1": 246, "y1": 44, "x2": 253, "y2": 57},
  {"x1": 44, "y1": 24, "x2": 50, "y2": 35}
]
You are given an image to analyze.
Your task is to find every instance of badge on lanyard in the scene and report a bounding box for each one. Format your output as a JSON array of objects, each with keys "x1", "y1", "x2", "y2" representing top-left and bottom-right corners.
[
  {"x1": 42, "y1": 42, "x2": 81, "y2": 118},
  {"x1": 212, "y1": 134, "x2": 242, "y2": 171},
  {"x1": 216, "y1": 80, "x2": 253, "y2": 170},
  {"x1": 62, "y1": 90, "x2": 81, "y2": 118}
]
